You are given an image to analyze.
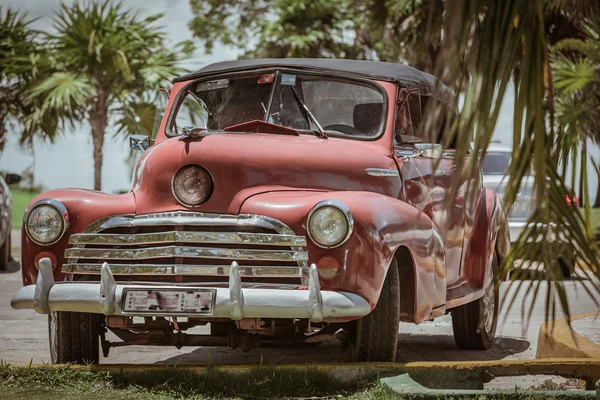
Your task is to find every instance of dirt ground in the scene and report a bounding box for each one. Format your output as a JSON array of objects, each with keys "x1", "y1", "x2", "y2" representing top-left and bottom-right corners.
[{"x1": 1, "y1": 230, "x2": 598, "y2": 390}]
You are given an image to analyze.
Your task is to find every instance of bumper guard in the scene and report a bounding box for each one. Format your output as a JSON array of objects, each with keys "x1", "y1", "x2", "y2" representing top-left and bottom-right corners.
[{"x1": 11, "y1": 258, "x2": 370, "y2": 323}]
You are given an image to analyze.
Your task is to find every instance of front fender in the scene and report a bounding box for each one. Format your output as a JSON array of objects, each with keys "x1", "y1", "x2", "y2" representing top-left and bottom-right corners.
[
  {"x1": 240, "y1": 190, "x2": 445, "y2": 322},
  {"x1": 20, "y1": 189, "x2": 136, "y2": 286}
]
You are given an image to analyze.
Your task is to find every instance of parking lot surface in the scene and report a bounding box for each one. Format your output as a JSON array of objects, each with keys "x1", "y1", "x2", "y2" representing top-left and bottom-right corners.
[{"x1": 1, "y1": 230, "x2": 598, "y2": 368}]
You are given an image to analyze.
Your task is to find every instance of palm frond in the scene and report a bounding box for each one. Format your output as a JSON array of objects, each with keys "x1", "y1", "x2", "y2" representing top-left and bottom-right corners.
[
  {"x1": 552, "y1": 55, "x2": 596, "y2": 95},
  {"x1": 431, "y1": 0, "x2": 600, "y2": 323},
  {"x1": 28, "y1": 72, "x2": 93, "y2": 116},
  {"x1": 554, "y1": 38, "x2": 595, "y2": 56}
]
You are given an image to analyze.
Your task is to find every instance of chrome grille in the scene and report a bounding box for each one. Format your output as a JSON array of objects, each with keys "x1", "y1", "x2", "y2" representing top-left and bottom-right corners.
[{"x1": 63, "y1": 212, "x2": 308, "y2": 278}]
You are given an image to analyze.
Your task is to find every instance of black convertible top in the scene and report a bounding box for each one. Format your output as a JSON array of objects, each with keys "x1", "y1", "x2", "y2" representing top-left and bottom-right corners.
[{"x1": 174, "y1": 58, "x2": 455, "y2": 105}]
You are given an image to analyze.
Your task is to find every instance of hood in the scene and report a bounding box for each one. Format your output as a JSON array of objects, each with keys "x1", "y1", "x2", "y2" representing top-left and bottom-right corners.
[{"x1": 132, "y1": 133, "x2": 401, "y2": 215}]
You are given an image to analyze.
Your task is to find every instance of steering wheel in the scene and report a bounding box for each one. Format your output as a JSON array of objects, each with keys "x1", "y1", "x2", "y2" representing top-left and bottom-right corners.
[{"x1": 323, "y1": 124, "x2": 364, "y2": 136}]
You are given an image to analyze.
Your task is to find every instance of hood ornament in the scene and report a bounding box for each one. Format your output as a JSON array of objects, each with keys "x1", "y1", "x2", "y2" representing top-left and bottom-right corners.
[{"x1": 179, "y1": 126, "x2": 210, "y2": 140}]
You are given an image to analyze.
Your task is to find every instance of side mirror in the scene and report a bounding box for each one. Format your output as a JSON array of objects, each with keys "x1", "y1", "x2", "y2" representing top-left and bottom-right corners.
[
  {"x1": 129, "y1": 135, "x2": 149, "y2": 151},
  {"x1": 5, "y1": 173, "x2": 21, "y2": 185},
  {"x1": 414, "y1": 143, "x2": 442, "y2": 158}
]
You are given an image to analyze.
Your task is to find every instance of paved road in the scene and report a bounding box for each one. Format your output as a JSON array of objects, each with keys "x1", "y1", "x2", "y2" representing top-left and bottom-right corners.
[{"x1": 1, "y1": 231, "x2": 598, "y2": 371}]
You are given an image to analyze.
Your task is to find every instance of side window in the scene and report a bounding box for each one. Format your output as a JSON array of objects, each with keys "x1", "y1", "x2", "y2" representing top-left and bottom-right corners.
[
  {"x1": 172, "y1": 91, "x2": 210, "y2": 132},
  {"x1": 395, "y1": 88, "x2": 457, "y2": 148},
  {"x1": 420, "y1": 96, "x2": 457, "y2": 148},
  {"x1": 394, "y1": 90, "x2": 423, "y2": 143}
]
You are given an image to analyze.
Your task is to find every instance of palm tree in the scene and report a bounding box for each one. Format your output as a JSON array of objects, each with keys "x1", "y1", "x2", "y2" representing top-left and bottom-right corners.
[
  {"x1": 30, "y1": 1, "x2": 192, "y2": 190},
  {"x1": 552, "y1": 18, "x2": 600, "y2": 208},
  {"x1": 0, "y1": 8, "x2": 57, "y2": 153}
]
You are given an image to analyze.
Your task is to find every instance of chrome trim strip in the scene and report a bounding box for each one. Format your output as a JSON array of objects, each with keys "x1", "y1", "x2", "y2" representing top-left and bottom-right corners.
[
  {"x1": 365, "y1": 168, "x2": 399, "y2": 177},
  {"x1": 82, "y1": 211, "x2": 296, "y2": 236},
  {"x1": 306, "y1": 200, "x2": 354, "y2": 249},
  {"x1": 12, "y1": 259, "x2": 371, "y2": 321},
  {"x1": 65, "y1": 245, "x2": 308, "y2": 262},
  {"x1": 70, "y1": 230, "x2": 307, "y2": 247},
  {"x1": 62, "y1": 263, "x2": 307, "y2": 276}
]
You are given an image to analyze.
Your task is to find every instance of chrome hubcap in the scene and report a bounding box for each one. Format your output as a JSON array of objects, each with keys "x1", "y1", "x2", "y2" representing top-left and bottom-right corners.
[
  {"x1": 482, "y1": 266, "x2": 495, "y2": 333},
  {"x1": 49, "y1": 312, "x2": 58, "y2": 363}
]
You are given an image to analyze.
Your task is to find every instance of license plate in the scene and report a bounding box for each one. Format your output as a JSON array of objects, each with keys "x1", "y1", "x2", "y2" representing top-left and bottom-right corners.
[{"x1": 122, "y1": 288, "x2": 214, "y2": 314}]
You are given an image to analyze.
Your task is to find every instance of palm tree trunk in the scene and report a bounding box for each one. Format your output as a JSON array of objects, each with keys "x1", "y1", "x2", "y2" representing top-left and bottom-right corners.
[
  {"x1": 578, "y1": 140, "x2": 587, "y2": 208},
  {"x1": 90, "y1": 90, "x2": 108, "y2": 191}
]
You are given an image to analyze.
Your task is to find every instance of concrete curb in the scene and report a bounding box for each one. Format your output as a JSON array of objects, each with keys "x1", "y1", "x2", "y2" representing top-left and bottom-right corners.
[
  {"x1": 8, "y1": 359, "x2": 600, "y2": 385},
  {"x1": 381, "y1": 373, "x2": 599, "y2": 399},
  {"x1": 537, "y1": 313, "x2": 600, "y2": 359},
  {"x1": 5, "y1": 359, "x2": 600, "y2": 397},
  {"x1": 402, "y1": 359, "x2": 600, "y2": 390},
  {"x1": 91, "y1": 362, "x2": 405, "y2": 383}
]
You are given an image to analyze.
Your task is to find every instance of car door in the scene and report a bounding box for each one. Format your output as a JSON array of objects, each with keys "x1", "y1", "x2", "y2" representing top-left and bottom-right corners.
[{"x1": 393, "y1": 89, "x2": 479, "y2": 290}]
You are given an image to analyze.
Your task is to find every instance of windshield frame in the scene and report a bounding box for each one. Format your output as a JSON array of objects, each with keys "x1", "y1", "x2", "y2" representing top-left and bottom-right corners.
[{"x1": 165, "y1": 68, "x2": 389, "y2": 142}]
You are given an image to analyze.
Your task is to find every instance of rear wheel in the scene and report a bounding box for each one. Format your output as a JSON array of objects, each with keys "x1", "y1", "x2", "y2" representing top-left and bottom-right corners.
[
  {"x1": 451, "y1": 254, "x2": 499, "y2": 350},
  {"x1": 49, "y1": 311, "x2": 101, "y2": 364},
  {"x1": 346, "y1": 258, "x2": 400, "y2": 362}
]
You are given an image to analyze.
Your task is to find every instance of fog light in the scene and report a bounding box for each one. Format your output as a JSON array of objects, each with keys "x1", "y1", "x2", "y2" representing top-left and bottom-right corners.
[
  {"x1": 317, "y1": 255, "x2": 340, "y2": 279},
  {"x1": 172, "y1": 165, "x2": 213, "y2": 206}
]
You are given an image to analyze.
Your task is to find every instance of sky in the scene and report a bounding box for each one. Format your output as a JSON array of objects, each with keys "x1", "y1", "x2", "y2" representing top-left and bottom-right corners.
[
  {"x1": 0, "y1": 0, "x2": 597, "y2": 202},
  {"x1": 0, "y1": 0, "x2": 240, "y2": 192}
]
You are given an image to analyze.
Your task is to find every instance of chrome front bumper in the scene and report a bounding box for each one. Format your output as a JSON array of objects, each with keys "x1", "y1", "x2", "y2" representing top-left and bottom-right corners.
[{"x1": 11, "y1": 258, "x2": 370, "y2": 322}]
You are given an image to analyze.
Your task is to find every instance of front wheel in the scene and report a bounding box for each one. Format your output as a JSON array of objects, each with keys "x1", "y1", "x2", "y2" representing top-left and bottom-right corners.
[
  {"x1": 0, "y1": 229, "x2": 10, "y2": 271},
  {"x1": 451, "y1": 253, "x2": 499, "y2": 350},
  {"x1": 346, "y1": 258, "x2": 400, "y2": 362},
  {"x1": 49, "y1": 311, "x2": 101, "y2": 364}
]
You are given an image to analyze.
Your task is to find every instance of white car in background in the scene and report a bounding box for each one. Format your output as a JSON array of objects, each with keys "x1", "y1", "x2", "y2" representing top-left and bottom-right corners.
[{"x1": 482, "y1": 143, "x2": 578, "y2": 277}]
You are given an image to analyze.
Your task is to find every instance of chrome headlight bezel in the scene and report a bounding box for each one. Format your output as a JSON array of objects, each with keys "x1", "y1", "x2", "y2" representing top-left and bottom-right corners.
[
  {"x1": 307, "y1": 200, "x2": 354, "y2": 249},
  {"x1": 171, "y1": 165, "x2": 214, "y2": 207},
  {"x1": 25, "y1": 199, "x2": 69, "y2": 246}
]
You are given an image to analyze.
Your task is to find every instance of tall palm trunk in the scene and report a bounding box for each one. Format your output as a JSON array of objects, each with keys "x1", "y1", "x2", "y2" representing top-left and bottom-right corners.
[{"x1": 90, "y1": 90, "x2": 108, "y2": 191}]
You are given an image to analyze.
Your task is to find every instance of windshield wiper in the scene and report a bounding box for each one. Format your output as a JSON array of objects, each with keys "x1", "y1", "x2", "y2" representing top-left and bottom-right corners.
[{"x1": 289, "y1": 86, "x2": 327, "y2": 139}]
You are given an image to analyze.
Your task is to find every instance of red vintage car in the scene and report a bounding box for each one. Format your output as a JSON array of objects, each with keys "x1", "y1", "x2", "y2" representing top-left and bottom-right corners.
[{"x1": 11, "y1": 59, "x2": 509, "y2": 364}]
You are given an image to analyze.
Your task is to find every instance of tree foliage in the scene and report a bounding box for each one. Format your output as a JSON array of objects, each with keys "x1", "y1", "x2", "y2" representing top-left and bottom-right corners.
[
  {"x1": 26, "y1": 0, "x2": 192, "y2": 190},
  {"x1": 189, "y1": 0, "x2": 364, "y2": 59},
  {"x1": 0, "y1": 8, "x2": 58, "y2": 152}
]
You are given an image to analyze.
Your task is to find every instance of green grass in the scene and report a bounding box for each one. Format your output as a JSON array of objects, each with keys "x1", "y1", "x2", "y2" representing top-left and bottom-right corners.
[
  {"x1": 10, "y1": 190, "x2": 39, "y2": 229},
  {"x1": 0, "y1": 363, "x2": 395, "y2": 400}
]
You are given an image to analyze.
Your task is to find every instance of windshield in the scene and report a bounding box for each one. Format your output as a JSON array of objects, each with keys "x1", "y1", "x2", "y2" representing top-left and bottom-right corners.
[{"x1": 169, "y1": 71, "x2": 386, "y2": 139}]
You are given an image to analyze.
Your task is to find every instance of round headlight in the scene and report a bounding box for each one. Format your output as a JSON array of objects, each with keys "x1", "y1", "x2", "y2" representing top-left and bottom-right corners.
[
  {"x1": 307, "y1": 200, "x2": 353, "y2": 248},
  {"x1": 25, "y1": 200, "x2": 69, "y2": 245},
  {"x1": 172, "y1": 165, "x2": 213, "y2": 206}
]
